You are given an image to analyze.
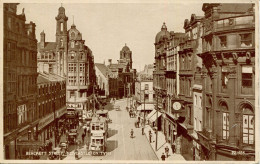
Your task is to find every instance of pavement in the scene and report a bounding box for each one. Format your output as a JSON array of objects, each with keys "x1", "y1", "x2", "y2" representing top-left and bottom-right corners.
[{"x1": 143, "y1": 125, "x2": 186, "y2": 161}]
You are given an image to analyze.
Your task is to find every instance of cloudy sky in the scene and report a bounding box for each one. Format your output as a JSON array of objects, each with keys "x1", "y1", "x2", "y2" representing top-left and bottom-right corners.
[{"x1": 17, "y1": 1, "x2": 204, "y2": 71}]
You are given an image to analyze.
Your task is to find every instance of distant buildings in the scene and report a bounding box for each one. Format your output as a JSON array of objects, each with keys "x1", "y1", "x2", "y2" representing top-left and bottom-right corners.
[
  {"x1": 37, "y1": 6, "x2": 96, "y2": 114},
  {"x1": 3, "y1": 3, "x2": 38, "y2": 159},
  {"x1": 107, "y1": 44, "x2": 137, "y2": 99},
  {"x1": 152, "y1": 3, "x2": 255, "y2": 161},
  {"x1": 135, "y1": 65, "x2": 155, "y2": 119}
]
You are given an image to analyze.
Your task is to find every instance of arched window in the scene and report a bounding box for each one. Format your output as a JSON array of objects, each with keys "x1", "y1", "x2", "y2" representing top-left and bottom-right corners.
[
  {"x1": 242, "y1": 104, "x2": 254, "y2": 144},
  {"x1": 220, "y1": 101, "x2": 229, "y2": 140}
]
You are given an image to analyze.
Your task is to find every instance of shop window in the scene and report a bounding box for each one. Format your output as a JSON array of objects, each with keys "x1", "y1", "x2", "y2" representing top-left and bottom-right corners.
[
  {"x1": 219, "y1": 36, "x2": 227, "y2": 48},
  {"x1": 240, "y1": 33, "x2": 252, "y2": 47}
]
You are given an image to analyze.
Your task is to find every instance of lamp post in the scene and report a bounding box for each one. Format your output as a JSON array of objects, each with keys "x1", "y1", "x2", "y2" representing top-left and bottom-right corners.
[
  {"x1": 155, "y1": 92, "x2": 159, "y2": 151},
  {"x1": 143, "y1": 89, "x2": 146, "y2": 127}
]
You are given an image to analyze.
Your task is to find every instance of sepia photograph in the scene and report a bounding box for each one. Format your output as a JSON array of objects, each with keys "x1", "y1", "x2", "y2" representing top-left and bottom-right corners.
[{"x1": 1, "y1": 0, "x2": 258, "y2": 162}]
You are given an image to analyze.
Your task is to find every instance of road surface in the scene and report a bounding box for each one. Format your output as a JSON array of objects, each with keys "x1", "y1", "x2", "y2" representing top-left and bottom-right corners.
[{"x1": 63, "y1": 98, "x2": 158, "y2": 160}]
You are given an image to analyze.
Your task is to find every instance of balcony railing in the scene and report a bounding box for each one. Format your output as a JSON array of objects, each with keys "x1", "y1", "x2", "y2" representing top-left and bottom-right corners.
[{"x1": 215, "y1": 15, "x2": 254, "y2": 32}]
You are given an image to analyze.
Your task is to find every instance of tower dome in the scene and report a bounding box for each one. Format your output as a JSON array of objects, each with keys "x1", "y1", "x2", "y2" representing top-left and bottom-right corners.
[
  {"x1": 155, "y1": 22, "x2": 170, "y2": 44},
  {"x1": 122, "y1": 43, "x2": 130, "y2": 52}
]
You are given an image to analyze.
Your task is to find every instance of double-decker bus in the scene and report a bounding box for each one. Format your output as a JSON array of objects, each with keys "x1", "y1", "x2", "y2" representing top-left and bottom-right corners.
[{"x1": 89, "y1": 117, "x2": 108, "y2": 155}]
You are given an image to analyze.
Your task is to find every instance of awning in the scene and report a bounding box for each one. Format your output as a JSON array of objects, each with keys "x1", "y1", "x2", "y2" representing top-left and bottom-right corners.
[
  {"x1": 191, "y1": 132, "x2": 199, "y2": 140},
  {"x1": 149, "y1": 111, "x2": 162, "y2": 122},
  {"x1": 147, "y1": 109, "x2": 157, "y2": 119},
  {"x1": 137, "y1": 104, "x2": 154, "y2": 111}
]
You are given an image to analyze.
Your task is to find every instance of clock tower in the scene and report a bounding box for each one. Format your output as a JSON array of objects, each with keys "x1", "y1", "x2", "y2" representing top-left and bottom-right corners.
[{"x1": 55, "y1": 6, "x2": 68, "y2": 77}]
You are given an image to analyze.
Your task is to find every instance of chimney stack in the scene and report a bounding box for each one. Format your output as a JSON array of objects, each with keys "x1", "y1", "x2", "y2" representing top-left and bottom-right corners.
[{"x1": 108, "y1": 59, "x2": 112, "y2": 65}]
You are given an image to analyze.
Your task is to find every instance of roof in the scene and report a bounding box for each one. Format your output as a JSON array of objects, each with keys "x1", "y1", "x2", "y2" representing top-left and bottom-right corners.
[
  {"x1": 91, "y1": 117, "x2": 106, "y2": 123},
  {"x1": 95, "y1": 63, "x2": 111, "y2": 78},
  {"x1": 122, "y1": 44, "x2": 130, "y2": 51},
  {"x1": 37, "y1": 42, "x2": 56, "y2": 51},
  {"x1": 37, "y1": 72, "x2": 65, "y2": 84},
  {"x1": 155, "y1": 22, "x2": 170, "y2": 44}
]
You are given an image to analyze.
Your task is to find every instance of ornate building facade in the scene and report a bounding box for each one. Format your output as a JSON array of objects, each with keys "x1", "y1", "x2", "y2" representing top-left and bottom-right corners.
[
  {"x1": 37, "y1": 6, "x2": 96, "y2": 114},
  {"x1": 198, "y1": 3, "x2": 255, "y2": 161},
  {"x1": 3, "y1": 3, "x2": 38, "y2": 159}
]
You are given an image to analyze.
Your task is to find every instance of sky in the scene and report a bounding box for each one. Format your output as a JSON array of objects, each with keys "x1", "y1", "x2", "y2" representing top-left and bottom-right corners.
[{"x1": 17, "y1": 2, "x2": 204, "y2": 71}]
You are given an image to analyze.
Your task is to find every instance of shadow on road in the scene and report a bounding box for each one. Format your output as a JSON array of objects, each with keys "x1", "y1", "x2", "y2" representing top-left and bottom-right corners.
[
  {"x1": 108, "y1": 129, "x2": 118, "y2": 138},
  {"x1": 106, "y1": 140, "x2": 118, "y2": 152}
]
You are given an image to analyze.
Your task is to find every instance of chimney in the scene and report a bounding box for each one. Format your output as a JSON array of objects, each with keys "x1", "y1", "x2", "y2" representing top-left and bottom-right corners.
[
  {"x1": 40, "y1": 30, "x2": 45, "y2": 49},
  {"x1": 108, "y1": 59, "x2": 112, "y2": 65}
]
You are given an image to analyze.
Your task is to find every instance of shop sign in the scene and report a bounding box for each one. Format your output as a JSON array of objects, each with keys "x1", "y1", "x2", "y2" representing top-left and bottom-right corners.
[
  {"x1": 38, "y1": 114, "x2": 54, "y2": 130},
  {"x1": 92, "y1": 133, "x2": 103, "y2": 137}
]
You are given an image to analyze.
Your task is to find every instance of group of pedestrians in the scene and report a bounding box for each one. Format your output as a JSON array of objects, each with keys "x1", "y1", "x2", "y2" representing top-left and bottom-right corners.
[{"x1": 161, "y1": 146, "x2": 170, "y2": 161}]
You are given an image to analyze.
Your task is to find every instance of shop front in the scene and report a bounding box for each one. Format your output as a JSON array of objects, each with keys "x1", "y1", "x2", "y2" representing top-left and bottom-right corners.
[{"x1": 37, "y1": 113, "x2": 55, "y2": 145}]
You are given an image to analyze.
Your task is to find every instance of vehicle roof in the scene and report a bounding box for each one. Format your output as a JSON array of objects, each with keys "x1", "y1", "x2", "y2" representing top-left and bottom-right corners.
[
  {"x1": 96, "y1": 110, "x2": 108, "y2": 114},
  {"x1": 91, "y1": 117, "x2": 106, "y2": 123}
]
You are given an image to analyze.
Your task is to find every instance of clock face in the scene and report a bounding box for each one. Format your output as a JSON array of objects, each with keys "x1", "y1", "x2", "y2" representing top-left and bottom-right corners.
[{"x1": 173, "y1": 102, "x2": 181, "y2": 110}]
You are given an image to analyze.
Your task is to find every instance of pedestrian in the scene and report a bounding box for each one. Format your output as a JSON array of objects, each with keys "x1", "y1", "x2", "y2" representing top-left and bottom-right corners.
[
  {"x1": 82, "y1": 133, "x2": 85, "y2": 143},
  {"x1": 84, "y1": 128, "x2": 87, "y2": 135},
  {"x1": 142, "y1": 127, "x2": 144, "y2": 135},
  {"x1": 149, "y1": 132, "x2": 152, "y2": 143},
  {"x1": 165, "y1": 146, "x2": 169, "y2": 158},
  {"x1": 161, "y1": 153, "x2": 166, "y2": 161},
  {"x1": 172, "y1": 142, "x2": 176, "y2": 154}
]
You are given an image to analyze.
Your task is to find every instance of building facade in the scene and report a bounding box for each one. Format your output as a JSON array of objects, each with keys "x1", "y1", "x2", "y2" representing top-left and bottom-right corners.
[
  {"x1": 176, "y1": 14, "x2": 203, "y2": 160},
  {"x1": 3, "y1": 3, "x2": 38, "y2": 159},
  {"x1": 37, "y1": 6, "x2": 96, "y2": 114},
  {"x1": 153, "y1": 23, "x2": 169, "y2": 132},
  {"x1": 198, "y1": 3, "x2": 255, "y2": 161},
  {"x1": 95, "y1": 63, "x2": 110, "y2": 97},
  {"x1": 107, "y1": 45, "x2": 137, "y2": 99}
]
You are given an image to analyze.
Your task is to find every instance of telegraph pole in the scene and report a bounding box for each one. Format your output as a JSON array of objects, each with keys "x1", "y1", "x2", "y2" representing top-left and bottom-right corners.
[{"x1": 143, "y1": 90, "x2": 146, "y2": 127}]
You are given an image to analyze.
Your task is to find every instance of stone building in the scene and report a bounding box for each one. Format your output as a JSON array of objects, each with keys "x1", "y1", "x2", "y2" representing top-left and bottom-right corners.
[
  {"x1": 107, "y1": 45, "x2": 136, "y2": 99},
  {"x1": 95, "y1": 63, "x2": 111, "y2": 97},
  {"x1": 153, "y1": 23, "x2": 169, "y2": 132},
  {"x1": 198, "y1": 3, "x2": 255, "y2": 161},
  {"x1": 176, "y1": 14, "x2": 203, "y2": 160},
  {"x1": 164, "y1": 32, "x2": 185, "y2": 154},
  {"x1": 3, "y1": 3, "x2": 38, "y2": 159},
  {"x1": 37, "y1": 6, "x2": 96, "y2": 114}
]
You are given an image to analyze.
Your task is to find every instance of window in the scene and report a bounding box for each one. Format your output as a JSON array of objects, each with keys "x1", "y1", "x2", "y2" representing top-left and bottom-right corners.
[
  {"x1": 194, "y1": 95, "x2": 197, "y2": 106},
  {"x1": 223, "y1": 112, "x2": 229, "y2": 140},
  {"x1": 219, "y1": 36, "x2": 227, "y2": 48},
  {"x1": 70, "y1": 91, "x2": 75, "y2": 98},
  {"x1": 79, "y1": 76, "x2": 85, "y2": 85},
  {"x1": 79, "y1": 64, "x2": 85, "y2": 72},
  {"x1": 71, "y1": 53, "x2": 75, "y2": 60},
  {"x1": 49, "y1": 64, "x2": 53, "y2": 73},
  {"x1": 60, "y1": 22, "x2": 63, "y2": 32},
  {"x1": 242, "y1": 66, "x2": 253, "y2": 88},
  {"x1": 221, "y1": 67, "x2": 228, "y2": 91},
  {"x1": 240, "y1": 33, "x2": 252, "y2": 47},
  {"x1": 242, "y1": 105, "x2": 254, "y2": 144},
  {"x1": 60, "y1": 38, "x2": 63, "y2": 47},
  {"x1": 145, "y1": 84, "x2": 149, "y2": 90},
  {"x1": 8, "y1": 17, "x2": 11, "y2": 29},
  {"x1": 71, "y1": 42, "x2": 75, "y2": 48}
]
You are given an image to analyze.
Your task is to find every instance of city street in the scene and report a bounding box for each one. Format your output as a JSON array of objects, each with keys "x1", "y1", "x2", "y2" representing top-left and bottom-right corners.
[{"x1": 63, "y1": 98, "x2": 158, "y2": 160}]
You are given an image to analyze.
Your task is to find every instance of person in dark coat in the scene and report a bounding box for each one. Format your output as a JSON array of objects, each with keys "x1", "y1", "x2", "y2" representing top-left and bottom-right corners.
[
  {"x1": 149, "y1": 132, "x2": 152, "y2": 143},
  {"x1": 161, "y1": 153, "x2": 166, "y2": 161},
  {"x1": 82, "y1": 133, "x2": 85, "y2": 143}
]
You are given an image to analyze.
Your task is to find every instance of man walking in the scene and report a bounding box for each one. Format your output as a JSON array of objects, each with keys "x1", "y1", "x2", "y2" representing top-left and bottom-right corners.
[
  {"x1": 149, "y1": 131, "x2": 152, "y2": 143},
  {"x1": 165, "y1": 146, "x2": 169, "y2": 158}
]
